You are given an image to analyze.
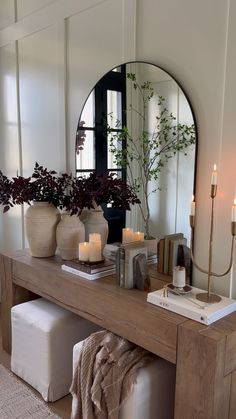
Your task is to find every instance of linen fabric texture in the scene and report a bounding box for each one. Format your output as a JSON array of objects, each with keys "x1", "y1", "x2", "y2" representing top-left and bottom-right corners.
[
  {"x1": 70, "y1": 330, "x2": 175, "y2": 419},
  {"x1": 11, "y1": 298, "x2": 100, "y2": 401}
]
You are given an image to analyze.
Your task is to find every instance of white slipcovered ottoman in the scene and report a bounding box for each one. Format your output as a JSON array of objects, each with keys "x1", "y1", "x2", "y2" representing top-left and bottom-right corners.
[
  {"x1": 11, "y1": 298, "x2": 100, "y2": 402},
  {"x1": 72, "y1": 340, "x2": 176, "y2": 419}
]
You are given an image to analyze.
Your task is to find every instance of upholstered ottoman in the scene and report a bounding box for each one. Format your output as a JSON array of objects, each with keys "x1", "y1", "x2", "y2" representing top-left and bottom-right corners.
[
  {"x1": 71, "y1": 339, "x2": 176, "y2": 419},
  {"x1": 11, "y1": 298, "x2": 100, "y2": 402}
]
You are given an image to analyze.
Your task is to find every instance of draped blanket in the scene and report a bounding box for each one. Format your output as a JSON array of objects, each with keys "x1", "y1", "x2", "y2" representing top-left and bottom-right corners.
[{"x1": 70, "y1": 330, "x2": 156, "y2": 419}]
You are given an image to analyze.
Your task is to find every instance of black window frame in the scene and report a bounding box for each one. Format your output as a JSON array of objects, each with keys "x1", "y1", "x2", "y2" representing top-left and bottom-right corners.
[
  {"x1": 76, "y1": 64, "x2": 127, "y2": 180},
  {"x1": 75, "y1": 65, "x2": 127, "y2": 243}
]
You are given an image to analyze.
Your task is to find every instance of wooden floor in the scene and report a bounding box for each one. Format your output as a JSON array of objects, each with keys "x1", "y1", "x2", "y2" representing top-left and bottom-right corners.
[{"x1": 0, "y1": 303, "x2": 72, "y2": 419}]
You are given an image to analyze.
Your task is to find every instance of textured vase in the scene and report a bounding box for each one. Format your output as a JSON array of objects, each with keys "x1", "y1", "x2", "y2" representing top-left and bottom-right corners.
[
  {"x1": 25, "y1": 202, "x2": 60, "y2": 257},
  {"x1": 56, "y1": 213, "x2": 85, "y2": 260},
  {"x1": 83, "y1": 209, "x2": 108, "y2": 251},
  {"x1": 79, "y1": 208, "x2": 89, "y2": 223}
]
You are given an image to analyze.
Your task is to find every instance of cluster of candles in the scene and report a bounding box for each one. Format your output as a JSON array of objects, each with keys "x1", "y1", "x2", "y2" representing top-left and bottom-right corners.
[
  {"x1": 79, "y1": 233, "x2": 102, "y2": 262},
  {"x1": 190, "y1": 164, "x2": 236, "y2": 221},
  {"x1": 122, "y1": 228, "x2": 144, "y2": 243},
  {"x1": 78, "y1": 229, "x2": 145, "y2": 262}
]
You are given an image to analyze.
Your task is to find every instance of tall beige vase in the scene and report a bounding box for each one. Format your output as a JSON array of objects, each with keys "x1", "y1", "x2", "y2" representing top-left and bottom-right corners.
[
  {"x1": 83, "y1": 209, "x2": 108, "y2": 251},
  {"x1": 56, "y1": 213, "x2": 85, "y2": 260},
  {"x1": 25, "y1": 201, "x2": 60, "y2": 257}
]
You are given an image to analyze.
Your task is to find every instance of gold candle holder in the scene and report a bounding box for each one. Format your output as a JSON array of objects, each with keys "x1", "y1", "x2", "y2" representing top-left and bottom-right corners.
[{"x1": 190, "y1": 189, "x2": 235, "y2": 304}]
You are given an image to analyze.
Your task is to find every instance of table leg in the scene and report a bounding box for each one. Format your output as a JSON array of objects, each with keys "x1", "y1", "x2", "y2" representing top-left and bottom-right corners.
[
  {"x1": 0, "y1": 255, "x2": 13, "y2": 353},
  {"x1": 1, "y1": 254, "x2": 38, "y2": 354},
  {"x1": 175, "y1": 320, "x2": 231, "y2": 419}
]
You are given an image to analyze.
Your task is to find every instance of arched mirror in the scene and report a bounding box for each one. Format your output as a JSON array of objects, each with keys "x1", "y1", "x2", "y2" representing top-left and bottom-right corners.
[{"x1": 75, "y1": 61, "x2": 197, "y2": 246}]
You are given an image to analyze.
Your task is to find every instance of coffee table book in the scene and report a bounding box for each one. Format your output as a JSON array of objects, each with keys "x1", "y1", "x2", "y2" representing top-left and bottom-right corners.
[
  {"x1": 147, "y1": 286, "x2": 236, "y2": 325},
  {"x1": 62, "y1": 259, "x2": 115, "y2": 273},
  {"x1": 61, "y1": 259, "x2": 116, "y2": 280}
]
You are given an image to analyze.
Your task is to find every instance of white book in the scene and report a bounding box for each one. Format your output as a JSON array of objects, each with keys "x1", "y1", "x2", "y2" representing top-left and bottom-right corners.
[
  {"x1": 147, "y1": 286, "x2": 236, "y2": 325},
  {"x1": 61, "y1": 265, "x2": 115, "y2": 280}
]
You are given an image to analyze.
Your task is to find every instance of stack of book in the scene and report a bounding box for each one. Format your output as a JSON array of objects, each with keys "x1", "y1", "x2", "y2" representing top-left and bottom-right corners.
[
  {"x1": 103, "y1": 243, "x2": 157, "y2": 264},
  {"x1": 157, "y1": 233, "x2": 188, "y2": 275},
  {"x1": 103, "y1": 243, "x2": 120, "y2": 262},
  {"x1": 61, "y1": 259, "x2": 116, "y2": 280},
  {"x1": 147, "y1": 251, "x2": 158, "y2": 265},
  {"x1": 116, "y1": 242, "x2": 148, "y2": 289}
]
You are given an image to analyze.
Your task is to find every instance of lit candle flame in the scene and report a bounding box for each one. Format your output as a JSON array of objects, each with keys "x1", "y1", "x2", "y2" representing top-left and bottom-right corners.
[
  {"x1": 232, "y1": 199, "x2": 236, "y2": 222},
  {"x1": 191, "y1": 196, "x2": 195, "y2": 216},
  {"x1": 211, "y1": 164, "x2": 217, "y2": 186}
]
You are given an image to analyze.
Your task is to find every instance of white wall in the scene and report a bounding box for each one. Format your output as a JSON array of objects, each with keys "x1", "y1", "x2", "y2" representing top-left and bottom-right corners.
[{"x1": 0, "y1": 0, "x2": 235, "y2": 298}]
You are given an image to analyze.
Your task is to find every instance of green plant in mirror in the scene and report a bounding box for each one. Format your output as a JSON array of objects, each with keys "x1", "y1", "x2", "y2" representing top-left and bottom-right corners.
[{"x1": 107, "y1": 72, "x2": 196, "y2": 240}]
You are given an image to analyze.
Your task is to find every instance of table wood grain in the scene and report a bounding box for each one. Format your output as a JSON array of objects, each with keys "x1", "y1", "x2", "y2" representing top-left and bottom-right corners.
[{"x1": 1, "y1": 249, "x2": 236, "y2": 419}]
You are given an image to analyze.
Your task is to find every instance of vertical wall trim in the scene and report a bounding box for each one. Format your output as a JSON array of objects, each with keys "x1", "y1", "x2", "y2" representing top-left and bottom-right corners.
[
  {"x1": 122, "y1": 0, "x2": 136, "y2": 62},
  {"x1": 219, "y1": 0, "x2": 231, "y2": 297},
  {"x1": 57, "y1": 19, "x2": 68, "y2": 173},
  {"x1": 15, "y1": 40, "x2": 25, "y2": 248},
  {"x1": 218, "y1": 0, "x2": 230, "y2": 166},
  {"x1": 15, "y1": 42, "x2": 22, "y2": 174},
  {"x1": 64, "y1": 18, "x2": 69, "y2": 172},
  {"x1": 175, "y1": 87, "x2": 180, "y2": 233},
  {"x1": 14, "y1": 0, "x2": 17, "y2": 22}
]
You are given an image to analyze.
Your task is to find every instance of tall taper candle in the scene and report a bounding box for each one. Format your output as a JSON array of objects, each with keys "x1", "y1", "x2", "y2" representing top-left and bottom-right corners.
[
  {"x1": 232, "y1": 198, "x2": 236, "y2": 222},
  {"x1": 190, "y1": 196, "x2": 195, "y2": 216},
  {"x1": 211, "y1": 164, "x2": 217, "y2": 186}
]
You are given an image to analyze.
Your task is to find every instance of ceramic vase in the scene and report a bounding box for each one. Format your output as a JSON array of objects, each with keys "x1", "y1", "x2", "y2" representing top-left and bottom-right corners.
[
  {"x1": 83, "y1": 209, "x2": 108, "y2": 251},
  {"x1": 25, "y1": 201, "x2": 60, "y2": 257},
  {"x1": 56, "y1": 213, "x2": 85, "y2": 260},
  {"x1": 79, "y1": 208, "x2": 89, "y2": 223}
]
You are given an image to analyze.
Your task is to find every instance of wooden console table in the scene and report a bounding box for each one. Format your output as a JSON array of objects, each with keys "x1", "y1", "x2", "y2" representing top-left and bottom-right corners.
[{"x1": 1, "y1": 249, "x2": 236, "y2": 419}]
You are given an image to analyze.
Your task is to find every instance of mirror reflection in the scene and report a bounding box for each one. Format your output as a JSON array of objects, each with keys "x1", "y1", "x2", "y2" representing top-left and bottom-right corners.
[{"x1": 75, "y1": 62, "x2": 197, "y2": 245}]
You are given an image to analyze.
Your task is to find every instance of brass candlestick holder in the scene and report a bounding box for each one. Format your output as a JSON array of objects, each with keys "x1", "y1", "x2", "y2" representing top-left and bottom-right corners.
[{"x1": 190, "y1": 184, "x2": 236, "y2": 303}]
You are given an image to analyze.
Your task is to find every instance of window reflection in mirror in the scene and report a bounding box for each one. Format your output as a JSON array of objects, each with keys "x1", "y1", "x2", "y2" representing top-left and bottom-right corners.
[{"x1": 75, "y1": 62, "x2": 197, "y2": 245}]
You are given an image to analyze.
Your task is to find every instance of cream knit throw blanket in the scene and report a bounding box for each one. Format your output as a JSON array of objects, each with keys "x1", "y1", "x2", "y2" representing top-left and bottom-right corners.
[{"x1": 70, "y1": 330, "x2": 156, "y2": 419}]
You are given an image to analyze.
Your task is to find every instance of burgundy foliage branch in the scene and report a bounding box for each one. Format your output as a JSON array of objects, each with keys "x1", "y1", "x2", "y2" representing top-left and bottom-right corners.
[{"x1": 0, "y1": 163, "x2": 140, "y2": 215}]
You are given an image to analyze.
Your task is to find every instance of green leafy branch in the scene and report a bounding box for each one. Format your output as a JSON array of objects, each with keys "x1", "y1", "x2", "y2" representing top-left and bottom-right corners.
[{"x1": 107, "y1": 72, "x2": 196, "y2": 239}]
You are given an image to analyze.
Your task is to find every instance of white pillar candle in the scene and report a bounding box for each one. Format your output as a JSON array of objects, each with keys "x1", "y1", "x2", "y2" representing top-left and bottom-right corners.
[
  {"x1": 173, "y1": 266, "x2": 186, "y2": 288},
  {"x1": 122, "y1": 228, "x2": 133, "y2": 243},
  {"x1": 79, "y1": 242, "x2": 90, "y2": 262},
  {"x1": 232, "y1": 198, "x2": 236, "y2": 222},
  {"x1": 89, "y1": 233, "x2": 101, "y2": 242},
  {"x1": 133, "y1": 231, "x2": 144, "y2": 241},
  {"x1": 89, "y1": 240, "x2": 102, "y2": 262}
]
